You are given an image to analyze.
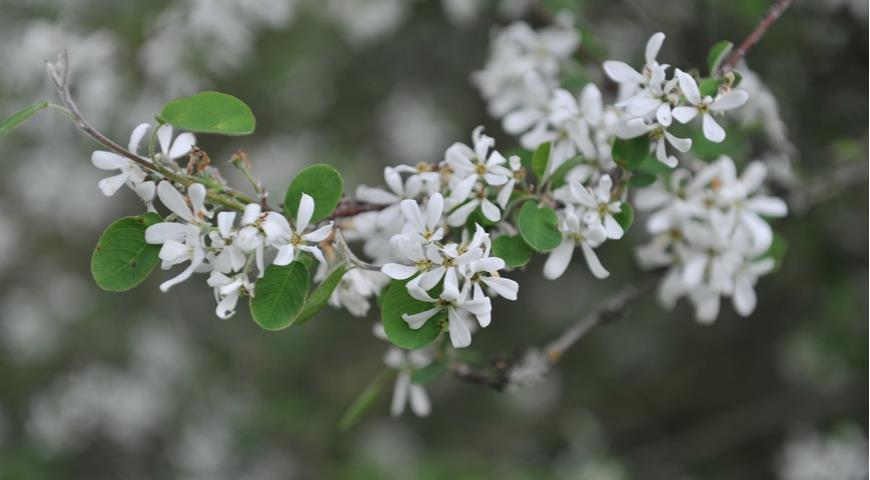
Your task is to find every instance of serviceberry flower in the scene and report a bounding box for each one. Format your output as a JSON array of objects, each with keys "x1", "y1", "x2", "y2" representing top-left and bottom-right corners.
[
  {"x1": 154, "y1": 124, "x2": 196, "y2": 164},
  {"x1": 672, "y1": 69, "x2": 749, "y2": 143},
  {"x1": 207, "y1": 271, "x2": 252, "y2": 319},
  {"x1": 543, "y1": 207, "x2": 610, "y2": 280},
  {"x1": 90, "y1": 123, "x2": 151, "y2": 197},
  {"x1": 267, "y1": 193, "x2": 334, "y2": 267}
]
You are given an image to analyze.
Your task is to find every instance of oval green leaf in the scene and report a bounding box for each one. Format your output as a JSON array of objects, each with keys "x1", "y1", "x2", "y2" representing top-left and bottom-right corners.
[
  {"x1": 284, "y1": 164, "x2": 344, "y2": 223},
  {"x1": 517, "y1": 202, "x2": 562, "y2": 252},
  {"x1": 531, "y1": 141, "x2": 551, "y2": 180},
  {"x1": 91, "y1": 213, "x2": 163, "y2": 292},
  {"x1": 295, "y1": 264, "x2": 348, "y2": 326},
  {"x1": 612, "y1": 136, "x2": 651, "y2": 170},
  {"x1": 614, "y1": 203, "x2": 634, "y2": 232},
  {"x1": 492, "y1": 235, "x2": 534, "y2": 268},
  {"x1": 0, "y1": 101, "x2": 48, "y2": 137},
  {"x1": 250, "y1": 261, "x2": 309, "y2": 331},
  {"x1": 158, "y1": 91, "x2": 255, "y2": 136},
  {"x1": 381, "y1": 280, "x2": 443, "y2": 349}
]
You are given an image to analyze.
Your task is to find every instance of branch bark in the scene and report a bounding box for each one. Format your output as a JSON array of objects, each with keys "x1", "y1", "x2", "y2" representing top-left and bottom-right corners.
[{"x1": 718, "y1": 0, "x2": 795, "y2": 74}]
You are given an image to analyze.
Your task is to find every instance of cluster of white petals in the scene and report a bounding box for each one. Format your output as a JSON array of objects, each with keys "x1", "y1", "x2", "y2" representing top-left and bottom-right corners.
[{"x1": 634, "y1": 155, "x2": 787, "y2": 322}]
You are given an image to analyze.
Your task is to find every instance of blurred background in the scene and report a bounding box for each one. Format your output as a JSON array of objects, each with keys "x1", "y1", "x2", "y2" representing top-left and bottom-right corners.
[{"x1": 0, "y1": 0, "x2": 866, "y2": 478}]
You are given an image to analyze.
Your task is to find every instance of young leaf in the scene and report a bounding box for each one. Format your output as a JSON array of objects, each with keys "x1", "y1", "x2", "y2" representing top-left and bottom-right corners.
[
  {"x1": 548, "y1": 156, "x2": 584, "y2": 188},
  {"x1": 517, "y1": 202, "x2": 562, "y2": 252},
  {"x1": 0, "y1": 101, "x2": 48, "y2": 137},
  {"x1": 531, "y1": 141, "x2": 551, "y2": 180},
  {"x1": 411, "y1": 362, "x2": 446, "y2": 384},
  {"x1": 612, "y1": 136, "x2": 651, "y2": 170},
  {"x1": 635, "y1": 155, "x2": 674, "y2": 175},
  {"x1": 381, "y1": 280, "x2": 443, "y2": 349},
  {"x1": 492, "y1": 235, "x2": 534, "y2": 268},
  {"x1": 699, "y1": 78, "x2": 725, "y2": 97},
  {"x1": 707, "y1": 40, "x2": 733, "y2": 75},
  {"x1": 158, "y1": 91, "x2": 255, "y2": 135},
  {"x1": 284, "y1": 164, "x2": 344, "y2": 223},
  {"x1": 628, "y1": 172, "x2": 657, "y2": 188},
  {"x1": 250, "y1": 261, "x2": 309, "y2": 331},
  {"x1": 339, "y1": 371, "x2": 394, "y2": 431},
  {"x1": 295, "y1": 265, "x2": 348, "y2": 326},
  {"x1": 91, "y1": 213, "x2": 163, "y2": 292},
  {"x1": 613, "y1": 203, "x2": 634, "y2": 232}
]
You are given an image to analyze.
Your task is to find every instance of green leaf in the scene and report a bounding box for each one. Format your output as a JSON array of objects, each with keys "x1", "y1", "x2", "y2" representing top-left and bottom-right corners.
[
  {"x1": 508, "y1": 147, "x2": 534, "y2": 173},
  {"x1": 707, "y1": 40, "x2": 733, "y2": 75},
  {"x1": 517, "y1": 202, "x2": 562, "y2": 252},
  {"x1": 284, "y1": 164, "x2": 344, "y2": 223},
  {"x1": 548, "y1": 156, "x2": 584, "y2": 188},
  {"x1": 381, "y1": 280, "x2": 443, "y2": 349},
  {"x1": 635, "y1": 155, "x2": 674, "y2": 175},
  {"x1": 91, "y1": 213, "x2": 163, "y2": 292},
  {"x1": 295, "y1": 265, "x2": 347, "y2": 326},
  {"x1": 613, "y1": 203, "x2": 634, "y2": 232},
  {"x1": 612, "y1": 136, "x2": 651, "y2": 170},
  {"x1": 158, "y1": 91, "x2": 255, "y2": 135},
  {"x1": 411, "y1": 362, "x2": 446, "y2": 384},
  {"x1": 492, "y1": 235, "x2": 534, "y2": 268},
  {"x1": 628, "y1": 172, "x2": 657, "y2": 187},
  {"x1": 0, "y1": 101, "x2": 48, "y2": 137},
  {"x1": 699, "y1": 78, "x2": 725, "y2": 97},
  {"x1": 250, "y1": 262, "x2": 309, "y2": 331},
  {"x1": 339, "y1": 371, "x2": 393, "y2": 431},
  {"x1": 531, "y1": 141, "x2": 551, "y2": 180}
]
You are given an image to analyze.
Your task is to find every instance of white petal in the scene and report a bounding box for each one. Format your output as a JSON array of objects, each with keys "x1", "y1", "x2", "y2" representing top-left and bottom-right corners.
[
  {"x1": 480, "y1": 276, "x2": 518, "y2": 300},
  {"x1": 135, "y1": 181, "x2": 156, "y2": 202},
  {"x1": 402, "y1": 307, "x2": 439, "y2": 329},
  {"x1": 447, "y1": 308, "x2": 472, "y2": 348},
  {"x1": 91, "y1": 151, "x2": 128, "y2": 170},
  {"x1": 446, "y1": 200, "x2": 478, "y2": 227},
  {"x1": 303, "y1": 223, "x2": 333, "y2": 242},
  {"x1": 390, "y1": 372, "x2": 410, "y2": 417},
  {"x1": 603, "y1": 61, "x2": 644, "y2": 84},
  {"x1": 702, "y1": 114, "x2": 726, "y2": 143},
  {"x1": 480, "y1": 198, "x2": 501, "y2": 222},
  {"x1": 217, "y1": 211, "x2": 236, "y2": 238},
  {"x1": 145, "y1": 222, "x2": 188, "y2": 244},
  {"x1": 656, "y1": 103, "x2": 672, "y2": 126},
  {"x1": 273, "y1": 244, "x2": 295, "y2": 266},
  {"x1": 732, "y1": 276, "x2": 757, "y2": 316},
  {"x1": 97, "y1": 172, "x2": 128, "y2": 196},
  {"x1": 740, "y1": 211, "x2": 773, "y2": 255},
  {"x1": 497, "y1": 179, "x2": 515, "y2": 209},
  {"x1": 156, "y1": 125, "x2": 173, "y2": 155},
  {"x1": 399, "y1": 199, "x2": 425, "y2": 232},
  {"x1": 710, "y1": 90, "x2": 749, "y2": 111},
  {"x1": 408, "y1": 384, "x2": 431, "y2": 417},
  {"x1": 127, "y1": 123, "x2": 151, "y2": 153},
  {"x1": 645, "y1": 32, "x2": 666, "y2": 65},
  {"x1": 157, "y1": 181, "x2": 194, "y2": 222},
  {"x1": 543, "y1": 240, "x2": 574, "y2": 280},
  {"x1": 603, "y1": 214, "x2": 624, "y2": 239},
  {"x1": 671, "y1": 106, "x2": 698, "y2": 124},
  {"x1": 580, "y1": 241, "x2": 610, "y2": 279},
  {"x1": 746, "y1": 196, "x2": 788, "y2": 217},
  {"x1": 682, "y1": 254, "x2": 707, "y2": 288},
  {"x1": 381, "y1": 263, "x2": 419, "y2": 280},
  {"x1": 675, "y1": 69, "x2": 701, "y2": 104},
  {"x1": 188, "y1": 183, "x2": 207, "y2": 215},
  {"x1": 296, "y1": 193, "x2": 315, "y2": 232},
  {"x1": 665, "y1": 132, "x2": 692, "y2": 152},
  {"x1": 425, "y1": 193, "x2": 444, "y2": 231},
  {"x1": 241, "y1": 203, "x2": 262, "y2": 225}
]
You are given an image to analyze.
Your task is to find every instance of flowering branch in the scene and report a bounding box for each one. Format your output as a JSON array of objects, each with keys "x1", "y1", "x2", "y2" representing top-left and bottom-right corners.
[{"x1": 718, "y1": 0, "x2": 795, "y2": 74}]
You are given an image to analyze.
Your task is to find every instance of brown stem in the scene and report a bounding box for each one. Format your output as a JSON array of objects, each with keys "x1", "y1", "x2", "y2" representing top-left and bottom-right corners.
[{"x1": 718, "y1": 0, "x2": 795, "y2": 74}]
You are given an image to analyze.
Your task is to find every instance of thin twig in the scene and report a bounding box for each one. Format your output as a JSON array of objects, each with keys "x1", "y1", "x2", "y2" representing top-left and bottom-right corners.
[
  {"x1": 718, "y1": 0, "x2": 795, "y2": 74},
  {"x1": 332, "y1": 228, "x2": 381, "y2": 271}
]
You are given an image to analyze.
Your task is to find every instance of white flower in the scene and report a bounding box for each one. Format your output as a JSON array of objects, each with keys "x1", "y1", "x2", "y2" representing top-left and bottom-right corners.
[
  {"x1": 383, "y1": 347, "x2": 433, "y2": 417},
  {"x1": 565, "y1": 174, "x2": 624, "y2": 239},
  {"x1": 603, "y1": 32, "x2": 668, "y2": 99},
  {"x1": 616, "y1": 118, "x2": 692, "y2": 168},
  {"x1": 91, "y1": 123, "x2": 151, "y2": 197},
  {"x1": 207, "y1": 271, "x2": 252, "y2": 319},
  {"x1": 208, "y1": 211, "x2": 249, "y2": 274},
  {"x1": 151, "y1": 224, "x2": 207, "y2": 292},
  {"x1": 402, "y1": 284, "x2": 491, "y2": 348},
  {"x1": 445, "y1": 126, "x2": 512, "y2": 187},
  {"x1": 267, "y1": 193, "x2": 334, "y2": 267},
  {"x1": 672, "y1": 69, "x2": 749, "y2": 143},
  {"x1": 543, "y1": 207, "x2": 609, "y2": 280},
  {"x1": 395, "y1": 193, "x2": 445, "y2": 243},
  {"x1": 496, "y1": 155, "x2": 524, "y2": 209},
  {"x1": 155, "y1": 124, "x2": 196, "y2": 163}
]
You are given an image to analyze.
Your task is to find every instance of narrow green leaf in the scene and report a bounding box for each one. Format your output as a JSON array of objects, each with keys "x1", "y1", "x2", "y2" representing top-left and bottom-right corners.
[
  {"x1": 339, "y1": 371, "x2": 394, "y2": 431},
  {"x1": 492, "y1": 235, "x2": 534, "y2": 268},
  {"x1": 517, "y1": 202, "x2": 562, "y2": 252},
  {"x1": 612, "y1": 136, "x2": 651, "y2": 170},
  {"x1": 531, "y1": 141, "x2": 551, "y2": 180},
  {"x1": 0, "y1": 101, "x2": 48, "y2": 137},
  {"x1": 295, "y1": 265, "x2": 348, "y2": 326},
  {"x1": 628, "y1": 172, "x2": 657, "y2": 187},
  {"x1": 250, "y1": 262, "x2": 309, "y2": 331},
  {"x1": 381, "y1": 280, "x2": 443, "y2": 349},
  {"x1": 613, "y1": 203, "x2": 634, "y2": 232},
  {"x1": 411, "y1": 362, "x2": 446, "y2": 384},
  {"x1": 284, "y1": 164, "x2": 344, "y2": 223},
  {"x1": 158, "y1": 91, "x2": 255, "y2": 135},
  {"x1": 707, "y1": 40, "x2": 733, "y2": 75},
  {"x1": 91, "y1": 213, "x2": 163, "y2": 292},
  {"x1": 548, "y1": 156, "x2": 584, "y2": 188}
]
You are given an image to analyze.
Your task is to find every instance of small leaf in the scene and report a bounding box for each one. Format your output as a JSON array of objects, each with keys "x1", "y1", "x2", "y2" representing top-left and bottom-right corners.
[
  {"x1": 492, "y1": 235, "x2": 534, "y2": 268},
  {"x1": 707, "y1": 40, "x2": 733, "y2": 75},
  {"x1": 284, "y1": 164, "x2": 344, "y2": 223},
  {"x1": 635, "y1": 155, "x2": 674, "y2": 175},
  {"x1": 531, "y1": 141, "x2": 551, "y2": 180},
  {"x1": 250, "y1": 262, "x2": 309, "y2": 331},
  {"x1": 0, "y1": 101, "x2": 48, "y2": 137},
  {"x1": 158, "y1": 91, "x2": 255, "y2": 135},
  {"x1": 339, "y1": 371, "x2": 394, "y2": 431},
  {"x1": 508, "y1": 147, "x2": 533, "y2": 173},
  {"x1": 613, "y1": 203, "x2": 634, "y2": 232},
  {"x1": 295, "y1": 265, "x2": 348, "y2": 326},
  {"x1": 517, "y1": 202, "x2": 562, "y2": 252},
  {"x1": 91, "y1": 213, "x2": 163, "y2": 291},
  {"x1": 381, "y1": 280, "x2": 443, "y2": 349},
  {"x1": 548, "y1": 156, "x2": 584, "y2": 188},
  {"x1": 612, "y1": 136, "x2": 651, "y2": 170},
  {"x1": 411, "y1": 362, "x2": 446, "y2": 384},
  {"x1": 628, "y1": 173, "x2": 657, "y2": 187},
  {"x1": 699, "y1": 78, "x2": 725, "y2": 97}
]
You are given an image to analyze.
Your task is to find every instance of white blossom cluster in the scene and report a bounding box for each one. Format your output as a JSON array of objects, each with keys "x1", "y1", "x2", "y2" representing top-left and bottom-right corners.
[
  {"x1": 90, "y1": 123, "x2": 334, "y2": 320},
  {"x1": 633, "y1": 155, "x2": 788, "y2": 322}
]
